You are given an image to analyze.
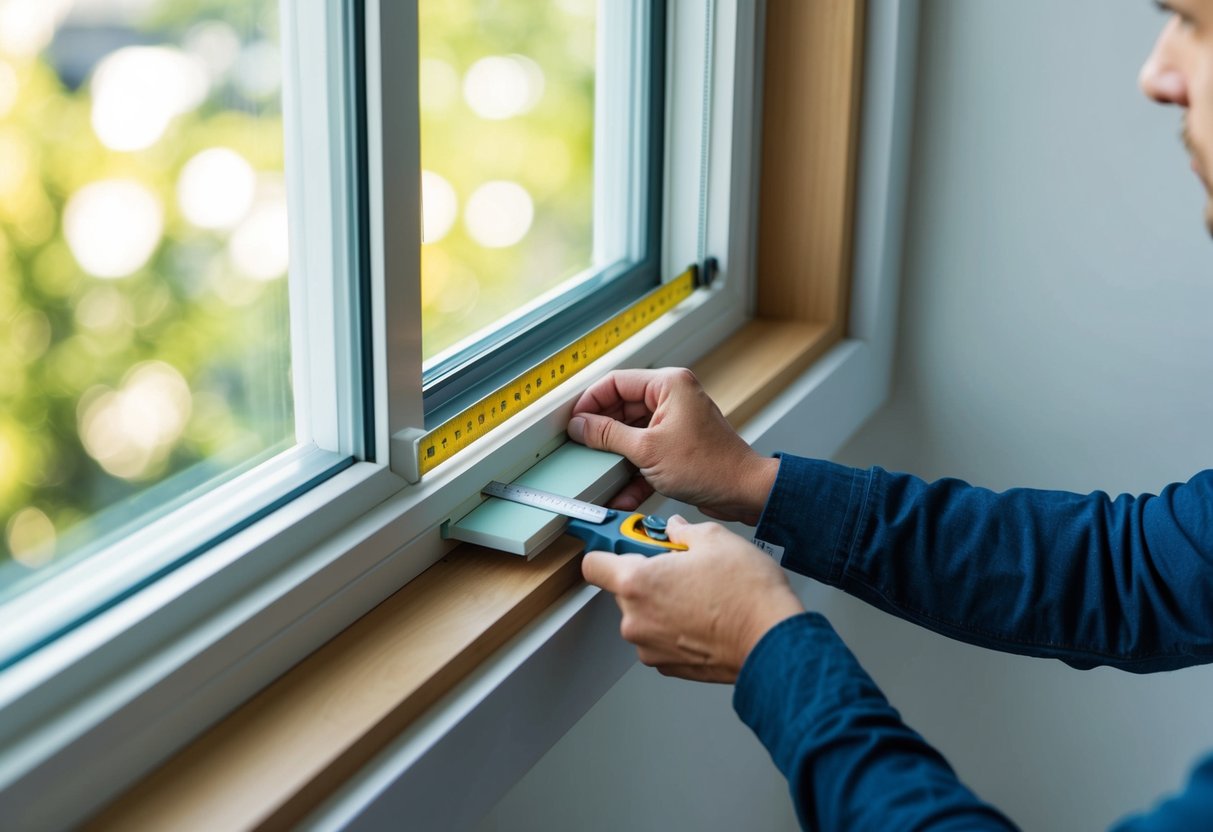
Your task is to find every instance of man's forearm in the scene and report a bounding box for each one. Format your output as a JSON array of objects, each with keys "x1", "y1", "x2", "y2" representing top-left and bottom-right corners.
[
  {"x1": 734, "y1": 612, "x2": 1016, "y2": 831},
  {"x1": 755, "y1": 456, "x2": 1213, "y2": 671}
]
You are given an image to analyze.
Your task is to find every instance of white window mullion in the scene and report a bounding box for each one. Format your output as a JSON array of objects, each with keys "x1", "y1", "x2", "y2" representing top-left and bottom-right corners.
[
  {"x1": 661, "y1": 0, "x2": 756, "y2": 312},
  {"x1": 365, "y1": 0, "x2": 425, "y2": 470},
  {"x1": 705, "y1": 0, "x2": 760, "y2": 314},
  {"x1": 662, "y1": 0, "x2": 711, "y2": 281},
  {"x1": 283, "y1": 0, "x2": 363, "y2": 456}
]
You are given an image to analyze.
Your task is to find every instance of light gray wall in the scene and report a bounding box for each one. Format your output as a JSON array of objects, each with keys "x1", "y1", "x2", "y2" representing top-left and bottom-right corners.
[
  {"x1": 830, "y1": 0, "x2": 1213, "y2": 830},
  {"x1": 480, "y1": 2, "x2": 1213, "y2": 830}
]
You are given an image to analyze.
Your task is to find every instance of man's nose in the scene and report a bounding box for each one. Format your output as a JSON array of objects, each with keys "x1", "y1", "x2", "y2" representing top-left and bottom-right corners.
[
  {"x1": 1140, "y1": 25, "x2": 1189, "y2": 106},
  {"x1": 1141, "y1": 61, "x2": 1189, "y2": 106}
]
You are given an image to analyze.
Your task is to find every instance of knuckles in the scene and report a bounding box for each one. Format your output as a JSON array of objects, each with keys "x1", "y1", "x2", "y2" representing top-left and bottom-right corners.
[
  {"x1": 590, "y1": 416, "x2": 614, "y2": 448},
  {"x1": 667, "y1": 367, "x2": 700, "y2": 389},
  {"x1": 620, "y1": 617, "x2": 645, "y2": 645},
  {"x1": 613, "y1": 569, "x2": 641, "y2": 599}
]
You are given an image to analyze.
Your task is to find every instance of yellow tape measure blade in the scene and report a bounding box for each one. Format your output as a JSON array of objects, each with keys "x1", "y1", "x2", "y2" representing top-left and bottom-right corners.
[{"x1": 415, "y1": 266, "x2": 699, "y2": 478}]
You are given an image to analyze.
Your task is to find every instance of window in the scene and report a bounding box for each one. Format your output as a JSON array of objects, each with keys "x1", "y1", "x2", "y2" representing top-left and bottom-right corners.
[
  {"x1": 418, "y1": 0, "x2": 665, "y2": 422},
  {"x1": 0, "y1": 0, "x2": 364, "y2": 667},
  {"x1": 0, "y1": 0, "x2": 797, "y2": 826}
]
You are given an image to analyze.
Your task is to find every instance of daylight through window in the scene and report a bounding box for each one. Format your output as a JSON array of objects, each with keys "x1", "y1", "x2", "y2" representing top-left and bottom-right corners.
[{"x1": 0, "y1": 0, "x2": 293, "y2": 606}]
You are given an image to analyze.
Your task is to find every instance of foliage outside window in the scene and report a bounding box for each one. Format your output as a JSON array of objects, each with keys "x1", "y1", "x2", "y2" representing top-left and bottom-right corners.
[
  {"x1": 419, "y1": 0, "x2": 596, "y2": 361},
  {"x1": 0, "y1": 0, "x2": 291, "y2": 598}
]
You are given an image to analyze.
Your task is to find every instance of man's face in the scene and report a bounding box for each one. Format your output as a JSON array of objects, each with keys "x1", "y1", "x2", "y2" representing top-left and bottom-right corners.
[{"x1": 1142, "y1": 0, "x2": 1213, "y2": 235}]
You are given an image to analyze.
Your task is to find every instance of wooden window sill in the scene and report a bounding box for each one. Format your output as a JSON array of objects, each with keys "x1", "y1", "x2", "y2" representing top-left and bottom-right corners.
[{"x1": 89, "y1": 319, "x2": 839, "y2": 831}]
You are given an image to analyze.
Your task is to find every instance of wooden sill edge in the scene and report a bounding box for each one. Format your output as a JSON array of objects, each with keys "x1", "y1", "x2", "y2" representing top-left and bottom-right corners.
[{"x1": 89, "y1": 318, "x2": 839, "y2": 832}]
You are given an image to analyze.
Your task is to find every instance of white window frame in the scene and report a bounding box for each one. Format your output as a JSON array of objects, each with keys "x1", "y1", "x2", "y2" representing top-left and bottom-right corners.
[{"x1": 0, "y1": 1, "x2": 919, "y2": 828}]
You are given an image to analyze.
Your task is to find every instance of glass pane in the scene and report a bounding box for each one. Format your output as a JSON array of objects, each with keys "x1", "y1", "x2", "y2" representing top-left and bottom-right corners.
[
  {"x1": 0, "y1": 0, "x2": 292, "y2": 601},
  {"x1": 418, "y1": 0, "x2": 598, "y2": 361}
]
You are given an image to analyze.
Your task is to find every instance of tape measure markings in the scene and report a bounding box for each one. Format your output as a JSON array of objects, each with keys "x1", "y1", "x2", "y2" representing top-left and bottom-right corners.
[{"x1": 414, "y1": 266, "x2": 698, "y2": 477}]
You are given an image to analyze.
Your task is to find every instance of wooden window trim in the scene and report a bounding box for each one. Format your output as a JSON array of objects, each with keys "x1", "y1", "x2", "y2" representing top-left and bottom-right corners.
[{"x1": 91, "y1": 1, "x2": 865, "y2": 828}]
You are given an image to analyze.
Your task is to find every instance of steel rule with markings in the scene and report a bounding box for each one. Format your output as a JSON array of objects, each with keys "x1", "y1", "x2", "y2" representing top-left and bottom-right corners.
[
  {"x1": 482, "y1": 481, "x2": 688, "y2": 557},
  {"x1": 404, "y1": 265, "x2": 704, "y2": 480}
]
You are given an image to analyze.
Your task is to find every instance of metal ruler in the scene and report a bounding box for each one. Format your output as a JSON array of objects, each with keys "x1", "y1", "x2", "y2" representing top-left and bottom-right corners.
[
  {"x1": 478, "y1": 480, "x2": 687, "y2": 557},
  {"x1": 481, "y1": 481, "x2": 610, "y2": 523},
  {"x1": 404, "y1": 265, "x2": 702, "y2": 480}
]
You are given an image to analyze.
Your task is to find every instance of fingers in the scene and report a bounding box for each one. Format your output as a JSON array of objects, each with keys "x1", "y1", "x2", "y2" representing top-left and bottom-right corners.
[
  {"x1": 567, "y1": 412, "x2": 648, "y2": 459},
  {"x1": 571, "y1": 368, "x2": 701, "y2": 420},
  {"x1": 621, "y1": 399, "x2": 653, "y2": 426},
  {"x1": 571, "y1": 369, "x2": 661, "y2": 419},
  {"x1": 581, "y1": 550, "x2": 645, "y2": 593},
  {"x1": 664, "y1": 514, "x2": 722, "y2": 547}
]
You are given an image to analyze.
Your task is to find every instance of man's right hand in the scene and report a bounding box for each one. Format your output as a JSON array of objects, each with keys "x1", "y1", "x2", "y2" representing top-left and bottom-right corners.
[{"x1": 566, "y1": 368, "x2": 779, "y2": 524}]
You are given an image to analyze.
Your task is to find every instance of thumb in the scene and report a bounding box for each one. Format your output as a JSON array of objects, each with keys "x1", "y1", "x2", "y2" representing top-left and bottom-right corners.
[
  {"x1": 582, "y1": 550, "x2": 645, "y2": 592},
  {"x1": 665, "y1": 514, "x2": 716, "y2": 548},
  {"x1": 568, "y1": 413, "x2": 647, "y2": 460}
]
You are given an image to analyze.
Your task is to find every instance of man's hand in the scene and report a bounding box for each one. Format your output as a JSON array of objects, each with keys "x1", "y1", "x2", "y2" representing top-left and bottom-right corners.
[
  {"x1": 567, "y1": 368, "x2": 778, "y2": 524},
  {"x1": 582, "y1": 516, "x2": 805, "y2": 684}
]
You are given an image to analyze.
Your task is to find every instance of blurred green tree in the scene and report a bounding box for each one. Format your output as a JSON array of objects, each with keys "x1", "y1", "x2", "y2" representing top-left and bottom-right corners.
[{"x1": 0, "y1": 0, "x2": 596, "y2": 595}]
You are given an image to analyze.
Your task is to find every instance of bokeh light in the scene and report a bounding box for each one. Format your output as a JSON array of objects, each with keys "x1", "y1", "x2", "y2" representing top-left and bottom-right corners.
[
  {"x1": 0, "y1": 422, "x2": 24, "y2": 500},
  {"x1": 436, "y1": 266, "x2": 480, "y2": 316},
  {"x1": 12, "y1": 308, "x2": 50, "y2": 362},
  {"x1": 0, "y1": 0, "x2": 70, "y2": 58},
  {"x1": 234, "y1": 39, "x2": 281, "y2": 100},
  {"x1": 78, "y1": 361, "x2": 193, "y2": 480},
  {"x1": 177, "y1": 147, "x2": 256, "y2": 231},
  {"x1": 0, "y1": 60, "x2": 18, "y2": 119},
  {"x1": 74, "y1": 286, "x2": 131, "y2": 333},
  {"x1": 90, "y1": 46, "x2": 209, "y2": 152},
  {"x1": 184, "y1": 20, "x2": 241, "y2": 82},
  {"x1": 229, "y1": 181, "x2": 289, "y2": 280},
  {"x1": 462, "y1": 55, "x2": 544, "y2": 120},
  {"x1": 419, "y1": 1, "x2": 594, "y2": 359},
  {"x1": 420, "y1": 58, "x2": 458, "y2": 112},
  {"x1": 0, "y1": 128, "x2": 32, "y2": 209},
  {"x1": 464, "y1": 180, "x2": 534, "y2": 248},
  {"x1": 421, "y1": 169, "x2": 457, "y2": 244},
  {"x1": 64, "y1": 179, "x2": 163, "y2": 279},
  {"x1": 6, "y1": 506, "x2": 55, "y2": 568},
  {"x1": 556, "y1": 0, "x2": 596, "y2": 18}
]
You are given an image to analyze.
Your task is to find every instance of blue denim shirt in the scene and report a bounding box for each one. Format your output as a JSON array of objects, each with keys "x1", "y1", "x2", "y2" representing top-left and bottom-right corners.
[{"x1": 738, "y1": 454, "x2": 1213, "y2": 830}]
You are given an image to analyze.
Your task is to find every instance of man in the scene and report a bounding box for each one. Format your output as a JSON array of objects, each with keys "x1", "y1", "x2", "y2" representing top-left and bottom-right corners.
[{"x1": 565, "y1": 2, "x2": 1213, "y2": 829}]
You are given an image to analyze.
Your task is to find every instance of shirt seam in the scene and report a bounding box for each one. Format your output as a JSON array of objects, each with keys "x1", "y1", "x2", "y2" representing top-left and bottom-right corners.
[{"x1": 834, "y1": 467, "x2": 875, "y2": 585}]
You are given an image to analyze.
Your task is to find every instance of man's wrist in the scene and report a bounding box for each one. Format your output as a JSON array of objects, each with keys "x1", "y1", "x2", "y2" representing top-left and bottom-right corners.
[
  {"x1": 738, "y1": 592, "x2": 805, "y2": 670},
  {"x1": 741, "y1": 455, "x2": 780, "y2": 519}
]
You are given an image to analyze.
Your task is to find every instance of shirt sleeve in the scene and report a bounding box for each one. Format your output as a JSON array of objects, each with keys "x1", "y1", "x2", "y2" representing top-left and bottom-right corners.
[
  {"x1": 733, "y1": 611, "x2": 1017, "y2": 831},
  {"x1": 1112, "y1": 756, "x2": 1213, "y2": 830},
  {"x1": 753, "y1": 455, "x2": 1213, "y2": 672}
]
